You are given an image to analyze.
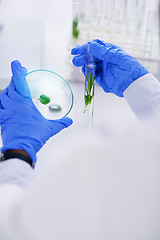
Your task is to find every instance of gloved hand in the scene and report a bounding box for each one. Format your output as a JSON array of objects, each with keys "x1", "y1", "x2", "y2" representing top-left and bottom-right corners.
[
  {"x1": 71, "y1": 39, "x2": 149, "y2": 97},
  {"x1": 0, "y1": 60, "x2": 73, "y2": 163}
]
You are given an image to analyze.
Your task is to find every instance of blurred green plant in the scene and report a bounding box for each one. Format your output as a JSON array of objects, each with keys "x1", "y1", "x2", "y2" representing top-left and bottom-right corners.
[{"x1": 72, "y1": 18, "x2": 79, "y2": 39}]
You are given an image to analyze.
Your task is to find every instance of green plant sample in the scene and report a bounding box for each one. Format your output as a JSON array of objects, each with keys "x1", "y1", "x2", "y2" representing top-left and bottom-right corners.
[
  {"x1": 84, "y1": 72, "x2": 95, "y2": 113},
  {"x1": 38, "y1": 94, "x2": 51, "y2": 105},
  {"x1": 72, "y1": 17, "x2": 79, "y2": 39}
]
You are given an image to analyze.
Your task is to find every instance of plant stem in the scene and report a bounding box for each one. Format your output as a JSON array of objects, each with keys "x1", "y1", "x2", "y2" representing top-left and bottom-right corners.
[
  {"x1": 83, "y1": 64, "x2": 95, "y2": 129},
  {"x1": 84, "y1": 71, "x2": 95, "y2": 113}
]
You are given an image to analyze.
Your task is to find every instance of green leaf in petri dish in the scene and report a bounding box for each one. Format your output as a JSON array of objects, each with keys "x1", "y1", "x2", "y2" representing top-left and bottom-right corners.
[{"x1": 38, "y1": 94, "x2": 51, "y2": 105}]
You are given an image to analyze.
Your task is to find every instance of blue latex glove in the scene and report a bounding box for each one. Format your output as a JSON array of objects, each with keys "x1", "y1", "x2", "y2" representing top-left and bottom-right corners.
[
  {"x1": 71, "y1": 39, "x2": 149, "y2": 97},
  {"x1": 0, "y1": 60, "x2": 73, "y2": 163}
]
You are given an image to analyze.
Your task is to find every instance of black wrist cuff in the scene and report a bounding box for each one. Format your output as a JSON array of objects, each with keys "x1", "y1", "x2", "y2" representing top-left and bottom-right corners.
[{"x1": 0, "y1": 151, "x2": 35, "y2": 169}]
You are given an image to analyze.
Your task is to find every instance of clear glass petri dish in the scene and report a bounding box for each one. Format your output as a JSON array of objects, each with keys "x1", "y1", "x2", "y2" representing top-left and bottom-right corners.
[{"x1": 26, "y1": 70, "x2": 74, "y2": 120}]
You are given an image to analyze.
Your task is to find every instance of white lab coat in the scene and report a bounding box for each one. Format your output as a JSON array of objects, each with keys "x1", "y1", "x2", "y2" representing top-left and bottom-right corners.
[{"x1": 0, "y1": 73, "x2": 160, "y2": 240}]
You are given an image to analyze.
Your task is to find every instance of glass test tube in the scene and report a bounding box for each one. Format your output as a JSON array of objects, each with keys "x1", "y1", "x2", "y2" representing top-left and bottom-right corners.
[
  {"x1": 90, "y1": 0, "x2": 104, "y2": 39},
  {"x1": 125, "y1": 0, "x2": 136, "y2": 34},
  {"x1": 103, "y1": 0, "x2": 115, "y2": 20},
  {"x1": 124, "y1": 0, "x2": 137, "y2": 53},
  {"x1": 72, "y1": 0, "x2": 81, "y2": 40},
  {"x1": 103, "y1": 0, "x2": 115, "y2": 26},
  {"x1": 83, "y1": 63, "x2": 95, "y2": 129},
  {"x1": 144, "y1": 10, "x2": 157, "y2": 58},
  {"x1": 81, "y1": 0, "x2": 92, "y2": 23},
  {"x1": 114, "y1": 0, "x2": 125, "y2": 34},
  {"x1": 78, "y1": 0, "x2": 92, "y2": 42},
  {"x1": 135, "y1": 0, "x2": 146, "y2": 35},
  {"x1": 132, "y1": 0, "x2": 146, "y2": 57}
]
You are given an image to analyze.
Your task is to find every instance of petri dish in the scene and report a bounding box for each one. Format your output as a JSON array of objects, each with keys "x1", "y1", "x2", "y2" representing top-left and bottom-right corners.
[{"x1": 26, "y1": 70, "x2": 74, "y2": 120}]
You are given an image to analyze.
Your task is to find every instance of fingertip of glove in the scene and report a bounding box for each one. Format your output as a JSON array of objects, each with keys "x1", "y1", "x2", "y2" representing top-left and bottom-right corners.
[
  {"x1": 71, "y1": 45, "x2": 81, "y2": 55},
  {"x1": 63, "y1": 117, "x2": 73, "y2": 127},
  {"x1": 11, "y1": 60, "x2": 27, "y2": 75},
  {"x1": 72, "y1": 56, "x2": 75, "y2": 65},
  {"x1": 72, "y1": 57, "x2": 78, "y2": 66},
  {"x1": 90, "y1": 41, "x2": 101, "y2": 50},
  {"x1": 82, "y1": 66, "x2": 85, "y2": 75},
  {"x1": 11, "y1": 60, "x2": 22, "y2": 70},
  {"x1": 71, "y1": 48, "x2": 77, "y2": 55},
  {"x1": 49, "y1": 117, "x2": 73, "y2": 128}
]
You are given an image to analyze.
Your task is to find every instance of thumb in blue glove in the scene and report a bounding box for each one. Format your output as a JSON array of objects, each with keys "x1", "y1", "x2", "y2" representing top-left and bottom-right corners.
[
  {"x1": 0, "y1": 60, "x2": 73, "y2": 163},
  {"x1": 71, "y1": 39, "x2": 149, "y2": 97}
]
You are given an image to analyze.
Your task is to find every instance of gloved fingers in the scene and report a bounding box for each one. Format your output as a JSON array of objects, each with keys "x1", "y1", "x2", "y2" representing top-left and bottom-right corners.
[
  {"x1": 0, "y1": 81, "x2": 16, "y2": 109},
  {"x1": 93, "y1": 62, "x2": 114, "y2": 93},
  {"x1": 1, "y1": 86, "x2": 37, "y2": 113},
  {"x1": 71, "y1": 39, "x2": 117, "y2": 62},
  {"x1": 71, "y1": 39, "x2": 123, "y2": 66},
  {"x1": 72, "y1": 44, "x2": 115, "y2": 67},
  {"x1": 0, "y1": 90, "x2": 19, "y2": 110},
  {"x1": 48, "y1": 117, "x2": 73, "y2": 132},
  {"x1": 94, "y1": 74, "x2": 102, "y2": 85},
  {"x1": 7, "y1": 77, "x2": 16, "y2": 93},
  {"x1": 72, "y1": 54, "x2": 88, "y2": 67},
  {"x1": 92, "y1": 39, "x2": 114, "y2": 48},
  {"x1": 71, "y1": 39, "x2": 113, "y2": 55},
  {"x1": 90, "y1": 41, "x2": 144, "y2": 73},
  {"x1": 0, "y1": 91, "x2": 42, "y2": 123},
  {"x1": 71, "y1": 41, "x2": 96, "y2": 67},
  {"x1": 11, "y1": 60, "x2": 31, "y2": 98},
  {"x1": 89, "y1": 41, "x2": 116, "y2": 62},
  {"x1": 71, "y1": 42, "x2": 88, "y2": 55},
  {"x1": 82, "y1": 66, "x2": 85, "y2": 75},
  {"x1": 92, "y1": 39, "x2": 119, "y2": 50},
  {"x1": 0, "y1": 109, "x2": 9, "y2": 121}
]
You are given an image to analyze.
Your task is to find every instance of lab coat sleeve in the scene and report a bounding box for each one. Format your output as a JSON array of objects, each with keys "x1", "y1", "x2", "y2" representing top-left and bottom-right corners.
[
  {"x1": 0, "y1": 159, "x2": 34, "y2": 187},
  {"x1": 0, "y1": 159, "x2": 34, "y2": 240},
  {"x1": 124, "y1": 73, "x2": 160, "y2": 122}
]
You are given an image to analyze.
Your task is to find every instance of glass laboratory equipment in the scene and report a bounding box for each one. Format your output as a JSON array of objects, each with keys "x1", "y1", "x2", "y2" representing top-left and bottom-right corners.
[
  {"x1": 124, "y1": 0, "x2": 137, "y2": 53},
  {"x1": 135, "y1": 0, "x2": 146, "y2": 35},
  {"x1": 83, "y1": 62, "x2": 95, "y2": 129},
  {"x1": 78, "y1": 0, "x2": 92, "y2": 42},
  {"x1": 144, "y1": 10, "x2": 157, "y2": 58},
  {"x1": 90, "y1": 0, "x2": 104, "y2": 39},
  {"x1": 133, "y1": 0, "x2": 146, "y2": 57},
  {"x1": 67, "y1": 0, "x2": 81, "y2": 53},
  {"x1": 114, "y1": 0, "x2": 125, "y2": 35},
  {"x1": 72, "y1": 0, "x2": 81, "y2": 40},
  {"x1": 83, "y1": 64, "x2": 95, "y2": 129},
  {"x1": 103, "y1": 0, "x2": 115, "y2": 36},
  {"x1": 26, "y1": 70, "x2": 74, "y2": 120},
  {"x1": 125, "y1": 0, "x2": 136, "y2": 34}
]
